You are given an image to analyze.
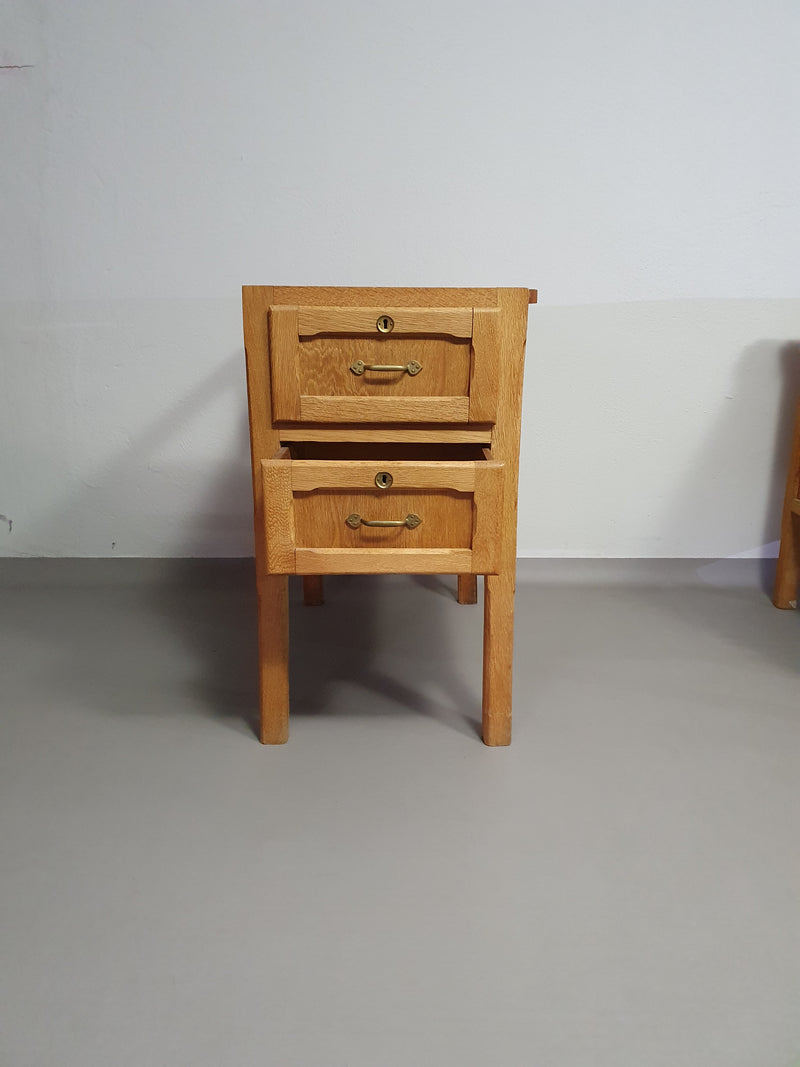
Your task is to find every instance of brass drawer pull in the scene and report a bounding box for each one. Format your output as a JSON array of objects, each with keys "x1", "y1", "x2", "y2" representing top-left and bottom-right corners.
[
  {"x1": 345, "y1": 513, "x2": 422, "y2": 529},
  {"x1": 349, "y1": 360, "x2": 422, "y2": 377}
]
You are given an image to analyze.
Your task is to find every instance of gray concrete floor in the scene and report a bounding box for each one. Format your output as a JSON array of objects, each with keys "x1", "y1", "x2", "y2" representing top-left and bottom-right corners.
[{"x1": 0, "y1": 558, "x2": 798, "y2": 1067}]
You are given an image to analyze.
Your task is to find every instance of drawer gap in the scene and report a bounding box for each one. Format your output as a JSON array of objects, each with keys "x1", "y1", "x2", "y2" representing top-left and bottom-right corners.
[{"x1": 281, "y1": 442, "x2": 488, "y2": 462}]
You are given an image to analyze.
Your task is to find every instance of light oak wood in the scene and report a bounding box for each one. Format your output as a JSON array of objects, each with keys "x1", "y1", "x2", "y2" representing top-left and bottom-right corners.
[
  {"x1": 274, "y1": 286, "x2": 498, "y2": 307},
  {"x1": 295, "y1": 490, "x2": 473, "y2": 551},
  {"x1": 290, "y1": 460, "x2": 478, "y2": 493},
  {"x1": 261, "y1": 455, "x2": 502, "y2": 566},
  {"x1": 297, "y1": 306, "x2": 473, "y2": 338},
  {"x1": 457, "y1": 575, "x2": 478, "y2": 604},
  {"x1": 261, "y1": 460, "x2": 296, "y2": 573},
  {"x1": 483, "y1": 573, "x2": 515, "y2": 743},
  {"x1": 774, "y1": 397, "x2": 800, "y2": 608},
  {"x1": 268, "y1": 306, "x2": 301, "y2": 421},
  {"x1": 481, "y1": 289, "x2": 529, "y2": 745},
  {"x1": 243, "y1": 286, "x2": 289, "y2": 743},
  {"x1": 243, "y1": 286, "x2": 279, "y2": 577},
  {"x1": 279, "y1": 428, "x2": 492, "y2": 444},
  {"x1": 266, "y1": 291, "x2": 503, "y2": 427},
  {"x1": 298, "y1": 336, "x2": 470, "y2": 401},
  {"x1": 244, "y1": 285, "x2": 531, "y2": 744},
  {"x1": 299, "y1": 395, "x2": 470, "y2": 423},
  {"x1": 469, "y1": 308, "x2": 500, "y2": 423},
  {"x1": 471, "y1": 461, "x2": 505, "y2": 574},
  {"x1": 295, "y1": 548, "x2": 474, "y2": 574},
  {"x1": 257, "y1": 575, "x2": 290, "y2": 743}
]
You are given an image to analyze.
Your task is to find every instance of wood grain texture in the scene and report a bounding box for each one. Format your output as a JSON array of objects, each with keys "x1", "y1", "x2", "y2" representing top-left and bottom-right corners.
[
  {"x1": 298, "y1": 336, "x2": 470, "y2": 399},
  {"x1": 299, "y1": 395, "x2": 470, "y2": 423},
  {"x1": 294, "y1": 490, "x2": 472, "y2": 550},
  {"x1": 257, "y1": 575, "x2": 290, "y2": 743},
  {"x1": 482, "y1": 288, "x2": 529, "y2": 744},
  {"x1": 244, "y1": 288, "x2": 292, "y2": 744},
  {"x1": 267, "y1": 305, "x2": 302, "y2": 421},
  {"x1": 278, "y1": 428, "x2": 492, "y2": 444},
  {"x1": 244, "y1": 285, "x2": 531, "y2": 745},
  {"x1": 274, "y1": 286, "x2": 498, "y2": 308},
  {"x1": 261, "y1": 460, "x2": 296, "y2": 573},
  {"x1": 297, "y1": 306, "x2": 473, "y2": 338},
  {"x1": 471, "y1": 461, "x2": 504, "y2": 574},
  {"x1": 243, "y1": 285, "x2": 281, "y2": 579},
  {"x1": 295, "y1": 548, "x2": 474, "y2": 574},
  {"x1": 469, "y1": 307, "x2": 500, "y2": 423},
  {"x1": 290, "y1": 460, "x2": 477, "y2": 493},
  {"x1": 260, "y1": 451, "x2": 504, "y2": 566},
  {"x1": 303, "y1": 575, "x2": 324, "y2": 606},
  {"x1": 482, "y1": 574, "x2": 515, "y2": 744},
  {"x1": 457, "y1": 575, "x2": 478, "y2": 604},
  {"x1": 270, "y1": 291, "x2": 504, "y2": 429},
  {"x1": 774, "y1": 397, "x2": 800, "y2": 608}
]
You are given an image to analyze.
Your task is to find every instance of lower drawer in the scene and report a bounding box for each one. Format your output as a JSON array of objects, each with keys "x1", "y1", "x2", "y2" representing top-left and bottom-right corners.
[{"x1": 260, "y1": 444, "x2": 504, "y2": 575}]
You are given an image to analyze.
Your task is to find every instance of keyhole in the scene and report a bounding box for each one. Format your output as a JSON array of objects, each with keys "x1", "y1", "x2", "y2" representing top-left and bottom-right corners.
[
  {"x1": 375, "y1": 471, "x2": 393, "y2": 489},
  {"x1": 376, "y1": 314, "x2": 394, "y2": 334}
]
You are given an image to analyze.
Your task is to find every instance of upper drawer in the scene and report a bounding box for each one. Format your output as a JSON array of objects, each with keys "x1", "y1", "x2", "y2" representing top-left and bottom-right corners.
[{"x1": 268, "y1": 304, "x2": 499, "y2": 424}]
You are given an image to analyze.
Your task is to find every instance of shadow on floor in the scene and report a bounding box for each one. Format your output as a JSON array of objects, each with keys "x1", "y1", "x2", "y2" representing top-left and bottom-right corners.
[
  {"x1": 150, "y1": 560, "x2": 484, "y2": 742},
  {"x1": 658, "y1": 338, "x2": 800, "y2": 597},
  {"x1": 286, "y1": 573, "x2": 483, "y2": 741}
]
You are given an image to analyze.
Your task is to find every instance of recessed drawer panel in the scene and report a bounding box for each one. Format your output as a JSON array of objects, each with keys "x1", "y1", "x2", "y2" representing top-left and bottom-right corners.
[
  {"x1": 268, "y1": 305, "x2": 499, "y2": 425},
  {"x1": 260, "y1": 447, "x2": 504, "y2": 575},
  {"x1": 298, "y1": 337, "x2": 471, "y2": 402},
  {"x1": 294, "y1": 491, "x2": 473, "y2": 549}
]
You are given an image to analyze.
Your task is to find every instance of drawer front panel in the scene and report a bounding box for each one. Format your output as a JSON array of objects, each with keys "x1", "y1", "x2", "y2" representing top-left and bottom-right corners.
[
  {"x1": 261, "y1": 457, "x2": 504, "y2": 575},
  {"x1": 297, "y1": 306, "x2": 473, "y2": 338},
  {"x1": 268, "y1": 305, "x2": 499, "y2": 424},
  {"x1": 294, "y1": 490, "x2": 472, "y2": 549},
  {"x1": 298, "y1": 337, "x2": 471, "y2": 399}
]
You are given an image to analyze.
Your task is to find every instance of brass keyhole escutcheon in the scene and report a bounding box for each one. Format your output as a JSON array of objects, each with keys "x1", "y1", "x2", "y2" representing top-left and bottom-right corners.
[
  {"x1": 375, "y1": 471, "x2": 393, "y2": 489},
  {"x1": 376, "y1": 314, "x2": 394, "y2": 334}
]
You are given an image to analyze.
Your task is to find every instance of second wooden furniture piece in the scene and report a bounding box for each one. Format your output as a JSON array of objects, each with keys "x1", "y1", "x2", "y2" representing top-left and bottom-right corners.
[
  {"x1": 243, "y1": 286, "x2": 534, "y2": 744},
  {"x1": 774, "y1": 397, "x2": 800, "y2": 609}
]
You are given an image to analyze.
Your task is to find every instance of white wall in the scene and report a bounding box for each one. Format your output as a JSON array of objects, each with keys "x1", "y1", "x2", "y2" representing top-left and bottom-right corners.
[{"x1": 2, "y1": 0, "x2": 799, "y2": 557}]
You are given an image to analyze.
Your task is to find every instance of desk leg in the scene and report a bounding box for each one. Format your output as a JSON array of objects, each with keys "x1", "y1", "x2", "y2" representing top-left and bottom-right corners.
[
  {"x1": 303, "y1": 576, "x2": 324, "y2": 606},
  {"x1": 482, "y1": 571, "x2": 514, "y2": 746},
  {"x1": 457, "y1": 575, "x2": 478, "y2": 604},
  {"x1": 258, "y1": 574, "x2": 290, "y2": 743},
  {"x1": 774, "y1": 513, "x2": 799, "y2": 608},
  {"x1": 774, "y1": 400, "x2": 800, "y2": 609}
]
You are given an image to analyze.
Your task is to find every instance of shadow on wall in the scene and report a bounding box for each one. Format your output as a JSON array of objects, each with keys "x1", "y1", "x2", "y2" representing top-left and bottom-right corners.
[
  {"x1": 20, "y1": 350, "x2": 479, "y2": 741},
  {"x1": 659, "y1": 339, "x2": 800, "y2": 594}
]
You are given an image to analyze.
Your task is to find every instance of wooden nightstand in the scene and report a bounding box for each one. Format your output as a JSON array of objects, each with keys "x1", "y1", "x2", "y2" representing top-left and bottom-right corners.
[
  {"x1": 774, "y1": 397, "x2": 800, "y2": 609},
  {"x1": 243, "y1": 286, "x2": 534, "y2": 744}
]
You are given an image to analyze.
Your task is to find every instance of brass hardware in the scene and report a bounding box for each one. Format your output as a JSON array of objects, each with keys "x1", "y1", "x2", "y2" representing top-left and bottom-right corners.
[
  {"x1": 345, "y1": 513, "x2": 421, "y2": 529},
  {"x1": 374, "y1": 471, "x2": 393, "y2": 489},
  {"x1": 349, "y1": 359, "x2": 422, "y2": 376},
  {"x1": 376, "y1": 314, "x2": 394, "y2": 333}
]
